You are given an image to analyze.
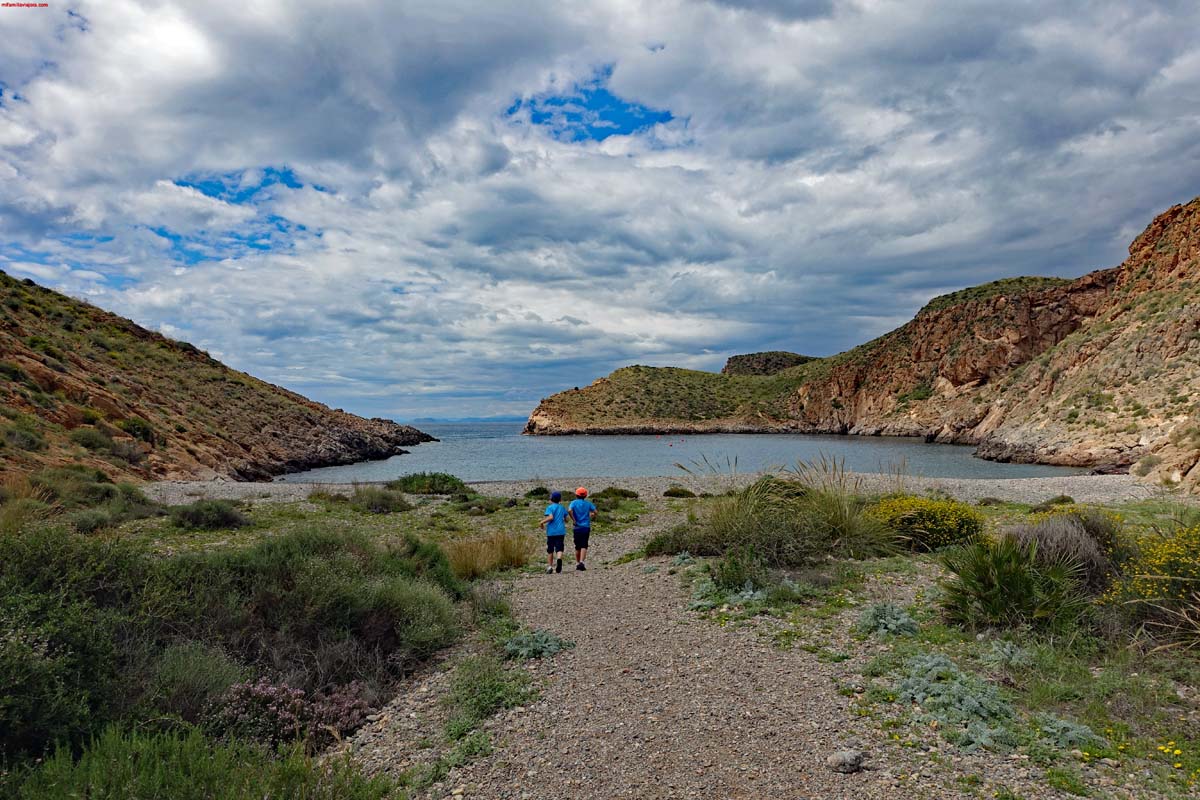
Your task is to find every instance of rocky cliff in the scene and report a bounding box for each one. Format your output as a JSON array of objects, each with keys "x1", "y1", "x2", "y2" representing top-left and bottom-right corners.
[
  {"x1": 722, "y1": 351, "x2": 816, "y2": 376},
  {"x1": 0, "y1": 272, "x2": 432, "y2": 481},
  {"x1": 526, "y1": 198, "x2": 1200, "y2": 486}
]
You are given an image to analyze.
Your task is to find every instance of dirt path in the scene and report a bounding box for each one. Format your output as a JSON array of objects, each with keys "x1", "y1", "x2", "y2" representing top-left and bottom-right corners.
[{"x1": 369, "y1": 510, "x2": 971, "y2": 800}]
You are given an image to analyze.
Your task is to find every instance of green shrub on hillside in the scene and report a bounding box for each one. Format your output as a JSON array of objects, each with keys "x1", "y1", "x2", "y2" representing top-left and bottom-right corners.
[
  {"x1": 116, "y1": 416, "x2": 157, "y2": 445},
  {"x1": 69, "y1": 426, "x2": 113, "y2": 452},
  {"x1": 385, "y1": 472, "x2": 468, "y2": 494},
  {"x1": 3, "y1": 425, "x2": 46, "y2": 452},
  {"x1": 13, "y1": 727, "x2": 398, "y2": 800},
  {"x1": 169, "y1": 499, "x2": 249, "y2": 530},
  {"x1": 869, "y1": 495, "x2": 983, "y2": 550}
]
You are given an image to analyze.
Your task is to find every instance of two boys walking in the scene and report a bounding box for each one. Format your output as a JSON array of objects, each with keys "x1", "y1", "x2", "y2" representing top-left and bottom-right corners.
[{"x1": 539, "y1": 487, "x2": 596, "y2": 573}]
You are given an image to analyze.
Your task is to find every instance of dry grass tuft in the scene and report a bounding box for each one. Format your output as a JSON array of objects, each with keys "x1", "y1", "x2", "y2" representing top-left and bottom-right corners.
[{"x1": 445, "y1": 531, "x2": 534, "y2": 580}]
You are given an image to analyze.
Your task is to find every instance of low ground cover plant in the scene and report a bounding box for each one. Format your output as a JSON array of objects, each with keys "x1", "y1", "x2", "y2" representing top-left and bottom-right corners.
[
  {"x1": 663, "y1": 485, "x2": 696, "y2": 498},
  {"x1": 443, "y1": 655, "x2": 533, "y2": 741},
  {"x1": 503, "y1": 629, "x2": 574, "y2": 660},
  {"x1": 855, "y1": 602, "x2": 918, "y2": 638},
  {"x1": 386, "y1": 472, "x2": 468, "y2": 495},
  {"x1": 868, "y1": 495, "x2": 983, "y2": 550}
]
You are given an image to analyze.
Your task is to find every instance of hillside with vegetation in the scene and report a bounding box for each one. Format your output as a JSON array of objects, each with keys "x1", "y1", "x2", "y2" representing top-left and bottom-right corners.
[
  {"x1": 526, "y1": 197, "x2": 1200, "y2": 488},
  {"x1": 0, "y1": 271, "x2": 432, "y2": 481}
]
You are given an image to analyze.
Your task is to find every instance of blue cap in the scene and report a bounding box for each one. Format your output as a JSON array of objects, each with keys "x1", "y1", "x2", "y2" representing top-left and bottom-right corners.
[{"x1": 550, "y1": 491, "x2": 562, "y2": 502}]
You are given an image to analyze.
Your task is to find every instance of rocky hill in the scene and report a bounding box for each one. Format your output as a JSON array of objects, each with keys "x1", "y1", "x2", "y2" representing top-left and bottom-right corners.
[
  {"x1": 526, "y1": 198, "x2": 1200, "y2": 486},
  {"x1": 721, "y1": 351, "x2": 816, "y2": 376},
  {"x1": 0, "y1": 272, "x2": 432, "y2": 481}
]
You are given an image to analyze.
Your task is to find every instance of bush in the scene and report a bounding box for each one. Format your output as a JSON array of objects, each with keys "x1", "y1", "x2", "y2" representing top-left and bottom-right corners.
[
  {"x1": 14, "y1": 726, "x2": 396, "y2": 799},
  {"x1": 868, "y1": 495, "x2": 983, "y2": 550},
  {"x1": 3, "y1": 425, "x2": 46, "y2": 451},
  {"x1": 1028, "y1": 494, "x2": 1075, "y2": 513},
  {"x1": 108, "y1": 438, "x2": 146, "y2": 464},
  {"x1": 444, "y1": 655, "x2": 533, "y2": 741},
  {"x1": 593, "y1": 486, "x2": 638, "y2": 500},
  {"x1": 169, "y1": 499, "x2": 249, "y2": 530},
  {"x1": 503, "y1": 629, "x2": 574, "y2": 660},
  {"x1": 69, "y1": 426, "x2": 113, "y2": 452},
  {"x1": 939, "y1": 536, "x2": 1089, "y2": 631},
  {"x1": 385, "y1": 472, "x2": 468, "y2": 494},
  {"x1": 116, "y1": 416, "x2": 156, "y2": 445},
  {"x1": 1109, "y1": 523, "x2": 1200, "y2": 615},
  {"x1": 663, "y1": 486, "x2": 696, "y2": 498},
  {"x1": 347, "y1": 487, "x2": 412, "y2": 514},
  {"x1": 68, "y1": 509, "x2": 113, "y2": 534},
  {"x1": 146, "y1": 642, "x2": 246, "y2": 723},
  {"x1": 855, "y1": 602, "x2": 918, "y2": 638},
  {"x1": 1005, "y1": 514, "x2": 1113, "y2": 593},
  {"x1": 0, "y1": 589, "x2": 124, "y2": 759},
  {"x1": 206, "y1": 679, "x2": 369, "y2": 751},
  {"x1": 710, "y1": 546, "x2": 770, "y2": 592},
  {"x1": 895, "y1": 653, "x2": 1014, "y2": 751},
  {"x1": 523, "y1": 486, "x2": 550, "y2": 499},
  {"x1": 30, "y1": 466, "x2": 116, "y2": 509},
  {"x1": 444, "y1": 531, "x2": 531, "y2": 580},
  {"x1": 649, "y1": 471, "x2": 895, "y2": 567}
]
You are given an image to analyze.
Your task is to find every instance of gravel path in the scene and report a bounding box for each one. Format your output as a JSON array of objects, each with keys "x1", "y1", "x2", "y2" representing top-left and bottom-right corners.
[
  {"x1": 143, "y1": 472, "x2": 1158, "y2": 507},
  {"x1": 344, "y1": 508, "x2": 1089, "y2": 800}
]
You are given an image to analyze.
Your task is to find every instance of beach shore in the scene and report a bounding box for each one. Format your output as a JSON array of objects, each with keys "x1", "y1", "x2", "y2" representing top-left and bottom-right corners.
[{"x1": 142, "y1": 471, "x2": 1163, "y2": 507}]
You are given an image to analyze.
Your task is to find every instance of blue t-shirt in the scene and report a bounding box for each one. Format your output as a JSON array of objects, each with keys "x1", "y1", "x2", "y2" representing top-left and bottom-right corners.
[
  {"x1": 569, "y1": 498, "x2": 597, "y2": 530},
  {"x1": 543, "y1": 503, "x2": 567, "y2": 536}
]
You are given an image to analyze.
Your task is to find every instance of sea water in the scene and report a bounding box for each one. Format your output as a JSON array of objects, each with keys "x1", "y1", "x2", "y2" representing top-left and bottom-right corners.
[{"x1": 274, "y1": 423, "x2": 1087, "y2": 483}]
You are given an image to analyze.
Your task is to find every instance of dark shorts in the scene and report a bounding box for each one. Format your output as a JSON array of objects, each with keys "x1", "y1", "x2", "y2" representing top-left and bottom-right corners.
[
  {"x1": 573, "y1": 528, "x2": 591, "y2": 549},
  {"x1": 546, "y1": 534, "x2": 565, "y2": 553}
]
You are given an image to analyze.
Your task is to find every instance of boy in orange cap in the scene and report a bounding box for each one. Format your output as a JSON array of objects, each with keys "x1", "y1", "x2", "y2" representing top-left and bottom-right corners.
[{"x1": 568, "y1": 487, "x2": 597, "y2": 571}]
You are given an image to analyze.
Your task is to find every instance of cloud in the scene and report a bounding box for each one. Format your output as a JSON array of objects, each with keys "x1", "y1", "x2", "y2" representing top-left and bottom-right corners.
[{"x1": 1, "y1": 0, "x2": 1199, "y2": 419}]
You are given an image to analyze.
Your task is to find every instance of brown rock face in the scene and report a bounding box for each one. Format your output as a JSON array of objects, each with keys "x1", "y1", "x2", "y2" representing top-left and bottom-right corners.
[
  {"x1": 0, "y1": 272, "x2": 432, "y2": 481},
  {"x1": 526, "y1": 197, "x2": 1200, "y2": 487},
  {"x1": 722, "y1": 351, "x2": 815, "y2": 376}
]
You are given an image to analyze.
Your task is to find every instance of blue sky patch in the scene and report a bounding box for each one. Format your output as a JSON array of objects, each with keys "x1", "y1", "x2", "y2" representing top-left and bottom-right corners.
[
  {"x1": 175, "y1": 166, "x2": 303, "y2": 205},
  {"x1": 509, "y1": 66, "x2": 672, "y2": 142}
]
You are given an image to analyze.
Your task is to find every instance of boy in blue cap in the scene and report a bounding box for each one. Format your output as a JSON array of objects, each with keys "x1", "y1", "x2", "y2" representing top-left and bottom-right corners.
[
  {"x1": 568, "y1": 487, "x2": 597, "y2": 571},
  {"x1": 539, "y1": 491, "x2": 567, "y2": 573}
]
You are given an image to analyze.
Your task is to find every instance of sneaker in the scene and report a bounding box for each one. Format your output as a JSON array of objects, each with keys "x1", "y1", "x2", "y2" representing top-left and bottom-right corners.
[
  {"x1": 576, "y1": 563, "x2": 586, "y2": 571},
  {"x1": 546, "y1": 566, "x2": 554, "y2": 574},
  {"x1": 555, "y1": 558, "x2": 563, "y2": 573}
]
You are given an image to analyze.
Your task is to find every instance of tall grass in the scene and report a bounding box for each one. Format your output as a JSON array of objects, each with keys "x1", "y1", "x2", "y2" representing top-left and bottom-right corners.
[
  {"x1": 444, "y1": 532, "x2": 533, "y2": 580},
  {"x1": 648, "y1": 457, "x2": 898, "y2": 566},
  {"x1": 0, "y1": 473, "x2": 55, "y2": 536}
]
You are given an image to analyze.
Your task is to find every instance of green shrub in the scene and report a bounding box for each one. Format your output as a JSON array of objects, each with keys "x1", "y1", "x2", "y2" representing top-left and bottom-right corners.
[
  {"x1": 67, "y1": 509, "x2": 113, "y2": 534},
  {"x1": 0, "y1": 589, "x2": 124, "y2": 758},
  {"x1": 710, "y1": 546, "x2": 770, "y2": 592},
  {"x1": 13, "y1": 726, "x2": 397, "y2": 800},
  {"x1": 939, "y1": 536, "x2": 1089, "y2": 630},
  {"x1": 1028, "y1": 494, "x2": 1075, "y2": 513},
  {"x1": 650, "y1": 471, "x2": 895, "y2": 567},
  {"x1": 145, "y1": 643, "x2": 246, "y2": 723},
  {"x1": 593, "y1": 486, "x2": 639, "y2": 500},
  {"x1": 855, "y1": 602, "x2": 918, "y2": 638},
  {"x1": 116, "y1": 416, "x2": 156, "y2": 445},
  {"x1": 347, "y1": 486, "x2": 412, "y2": 514},
  {"x1": 29, "y1": 466, "x2": 116, "y2": 509},
  {"x1": 3, "y1": 425, "x2": 46, "y2": 452},
  {"x1": 68, "y1": 426, "x2": 113, "y2": 452},
  {"x1": 503, "y1": 629, "x2": 575, "y2": 660},
  {"x1": 523, "y1": 486, "x2": 550, "y2": 499},
  {"x1": 895, "y1": 653, "x2": 1014, "y2": 751},
  {"x1": 868, "y1": 495, "x2": 983, "y2": 550},
  {"x1": 444, "y1": 655, "x2": 533, "y2": 741},
  {"x1": 663, "y1": 486, "x2": 696, "y2": 498},
  {"x1": 169, "y1": 499, "x2": 249, "y2": 530},
  {"x1": 385, "y1": 472, "x2": 468, "y2": 494}
]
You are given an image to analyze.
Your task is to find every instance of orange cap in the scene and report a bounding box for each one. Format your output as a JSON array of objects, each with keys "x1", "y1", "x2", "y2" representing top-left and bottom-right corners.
[{"x1": 575, "y1": 487, "x2": 588, "y2": 497}]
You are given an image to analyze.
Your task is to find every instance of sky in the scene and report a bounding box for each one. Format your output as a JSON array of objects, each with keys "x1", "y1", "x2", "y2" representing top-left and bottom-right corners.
[{"x1": 1, "y1": 1, "x2": 1199, "y2": 421}]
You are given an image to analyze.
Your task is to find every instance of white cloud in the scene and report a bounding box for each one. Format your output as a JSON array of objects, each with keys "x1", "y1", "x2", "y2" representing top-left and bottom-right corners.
[{"x1": 1, "y1": 0, "x2": 1198, "y2": 418}]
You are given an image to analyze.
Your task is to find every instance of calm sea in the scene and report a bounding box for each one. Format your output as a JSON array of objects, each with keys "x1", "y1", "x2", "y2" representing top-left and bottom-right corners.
[{"x1": 274, "y1": 423, "x2": 1087, "y2": 483}]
